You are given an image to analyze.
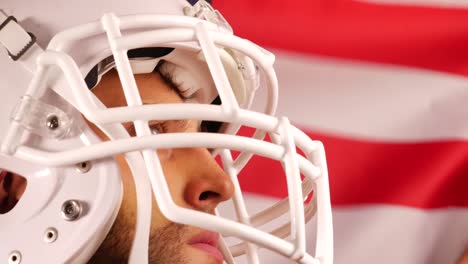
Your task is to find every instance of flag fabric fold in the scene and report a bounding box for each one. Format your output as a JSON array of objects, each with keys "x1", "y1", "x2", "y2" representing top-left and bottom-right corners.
[{"x1": 214, "y1": 1, "x2": 468, "y2": 263}]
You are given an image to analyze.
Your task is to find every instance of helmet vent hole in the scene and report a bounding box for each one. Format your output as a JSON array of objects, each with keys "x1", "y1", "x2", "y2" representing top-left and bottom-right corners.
[
  {"x1": 8, "y1": 251, "x2": 21, "y2": 264},
  {"x1": 76, "y1": 161, "x2": 91, "y2": 173},
  {"x1": 0, "y1": 170, "x2": 27, "y2": 215},
  {"x1": 44, "y1": 227, "x2": 58, "y2": 243}
]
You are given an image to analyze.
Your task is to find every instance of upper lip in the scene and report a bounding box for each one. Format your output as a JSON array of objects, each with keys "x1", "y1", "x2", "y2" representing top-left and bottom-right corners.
[{"x1": 188, "y1": 231, "x2": 220, "y2": 247}]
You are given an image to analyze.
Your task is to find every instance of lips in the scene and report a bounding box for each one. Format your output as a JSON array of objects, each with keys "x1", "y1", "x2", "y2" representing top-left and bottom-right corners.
[{"x1": 188, "y1": 231, "x2": 224, "y2": 262}]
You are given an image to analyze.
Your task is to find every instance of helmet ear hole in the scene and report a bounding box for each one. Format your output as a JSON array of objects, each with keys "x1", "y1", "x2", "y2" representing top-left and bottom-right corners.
[{"x1": 0, "y1": 170, "x2": 27, "y2": 214}]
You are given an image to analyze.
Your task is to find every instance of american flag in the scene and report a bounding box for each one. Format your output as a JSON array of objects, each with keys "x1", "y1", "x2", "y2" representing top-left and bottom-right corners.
[{"x1": 214, "y1": 1, "x2": 468, "y2": 263}]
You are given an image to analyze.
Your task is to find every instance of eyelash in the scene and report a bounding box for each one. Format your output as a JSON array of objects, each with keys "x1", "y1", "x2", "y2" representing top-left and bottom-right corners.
[
  {"x1": 126, "y1": 64, "x2": 223, "y2": 134},
  {"x1": 150, "y1": 122, "x2": 166, "y2": 134},
  {"x1": 126, "y1": 122, "x2": 164, "y2": 136},
  {"x1": 157, "y1": 64, "x2": 189, "y2": 100}
]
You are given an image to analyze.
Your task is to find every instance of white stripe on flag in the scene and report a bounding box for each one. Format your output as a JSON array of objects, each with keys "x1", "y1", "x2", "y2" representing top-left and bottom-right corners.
[
  {"x1": 333, "y1": 205, "x2": 468, "y2": 264},
  {"x1": 261, "y1": 51, "x2": 468, "y2": 142},
  {"x1": 218, "y1": 193, "x2": 468, "y2": 264}
]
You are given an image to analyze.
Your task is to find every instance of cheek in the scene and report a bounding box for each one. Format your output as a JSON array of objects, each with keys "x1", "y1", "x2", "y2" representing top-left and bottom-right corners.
[
  {"x1": 157, "y1": 150, "x2": 187, "y2": 205},
  {"x1": 115, "y1": 151, "x2": 177, "y2": 229},
  {"x1": 151, "y1": 151, "x2": 187, "y2": 230},
  {"x1": 156, "y1": 148, "x2": 173, "y2": 161},
  {"x1": 116, "y1": 149, "x2": 189, "y2": 227}
]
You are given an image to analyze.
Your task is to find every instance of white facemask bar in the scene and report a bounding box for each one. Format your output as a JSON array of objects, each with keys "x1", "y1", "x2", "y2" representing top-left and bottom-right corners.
[
  {"x1": 13, "y1": 121, "x2": 329, "y2": 263},
  {"x1": 49, "y1": 11, "x2": 276, "y2": 185},
  {"x1": 0, "y1": 11, "x2": 333, "y2": 264}
]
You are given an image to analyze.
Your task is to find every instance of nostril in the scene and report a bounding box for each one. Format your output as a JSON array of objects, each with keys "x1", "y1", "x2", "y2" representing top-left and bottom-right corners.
[{"x1": 199, "y1": 191, "x2": 220, "y2": 201}]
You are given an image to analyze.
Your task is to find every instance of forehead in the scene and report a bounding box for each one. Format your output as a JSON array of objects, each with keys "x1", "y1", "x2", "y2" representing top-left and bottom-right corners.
[{"x1": 92, "y1": 70, "x2": 183, "y2": 108}]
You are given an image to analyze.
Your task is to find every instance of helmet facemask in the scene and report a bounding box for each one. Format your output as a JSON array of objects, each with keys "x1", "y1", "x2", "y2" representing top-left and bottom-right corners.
[{"x1": 0, "y1": 1, "x2": 333, "y2": 263}]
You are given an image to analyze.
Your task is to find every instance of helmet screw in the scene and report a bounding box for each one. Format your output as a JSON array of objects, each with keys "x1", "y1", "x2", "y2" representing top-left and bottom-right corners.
[
  {"x1": 44, "y1": 227, "x2": 58, "y2": 243},
  {"x1": 46, "y1": 115, "x2": 60, "y2": 130},
  {"x1": 8, "y1": 251, "x2": 21, "y2": 264},
  {"x1": 61, "y1": 200, "x2": 82, "y2": 221},
  {"x1": 76, "y1": 161, "x2": 91, "y2": 173}
]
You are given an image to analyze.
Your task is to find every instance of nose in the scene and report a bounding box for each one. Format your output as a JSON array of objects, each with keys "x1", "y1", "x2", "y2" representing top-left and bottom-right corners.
[{"x1": 179, "y1": 148, "x2": 234, "y2": 212}]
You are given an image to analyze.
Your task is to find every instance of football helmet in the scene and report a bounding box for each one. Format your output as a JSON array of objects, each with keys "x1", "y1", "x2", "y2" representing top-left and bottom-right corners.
[{"x1": 0, "y1": 0, "x2": 333, "y2": 263}]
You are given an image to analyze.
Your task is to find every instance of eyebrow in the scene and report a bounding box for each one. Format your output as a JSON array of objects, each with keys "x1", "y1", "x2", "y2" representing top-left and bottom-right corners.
[
  {"x1": 124, "y1": 68, "x2": 200, "y2": 135},
  {"x1": 139, "y1": 70, "x2": 184, "y2": 106},
  {"x1": 155, "y1": 67, "x2": 185, "y2": 99},
  {"x1": 155, "y1": 65, "x2": 197, "y2": 101}
]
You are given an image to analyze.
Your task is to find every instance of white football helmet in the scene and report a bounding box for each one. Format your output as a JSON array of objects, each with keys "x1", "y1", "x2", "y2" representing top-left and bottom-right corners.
[{"x1": 0, "y1": 0, "x2": 333, "y2": 263}]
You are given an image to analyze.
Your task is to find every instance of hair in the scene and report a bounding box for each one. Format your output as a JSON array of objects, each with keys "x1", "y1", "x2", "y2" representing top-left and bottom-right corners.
[{"x1": 88, "y1": 204, "x2": 189, "y2": 264}]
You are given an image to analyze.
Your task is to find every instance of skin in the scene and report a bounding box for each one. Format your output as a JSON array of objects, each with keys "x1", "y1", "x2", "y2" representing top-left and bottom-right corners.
[
  {"x1": 1, "y1": 68, "x2": 234, "y2": 263},
  {"x1": 87, "y1": 69, "x2": 235, "y2": 263},
  {"x1": 459, "y1": 250, "x2": 468, "y2": 264},
  {"x1": 0, "y1": 172, "x2": 26, "y2": 214},
  {"x1": 0, "y1": 68, "x2": 236, "y2": 263},
  {"x1": 1, "y1": 69, "x2": 467, "y2": 263}
]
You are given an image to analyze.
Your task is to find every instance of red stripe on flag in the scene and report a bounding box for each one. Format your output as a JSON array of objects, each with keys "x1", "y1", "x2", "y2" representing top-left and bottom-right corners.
[
  {"x1": 214, "y1": 0, "x2": 468, "y2": 77},
  {"x1": 236, "y1": 127, "x2": 468, "y2": 209}
]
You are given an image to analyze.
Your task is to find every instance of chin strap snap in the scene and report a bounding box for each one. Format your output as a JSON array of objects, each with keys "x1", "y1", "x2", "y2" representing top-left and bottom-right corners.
[{"x1": 0, "y1": 9, "x2": 44, "y2": 72}]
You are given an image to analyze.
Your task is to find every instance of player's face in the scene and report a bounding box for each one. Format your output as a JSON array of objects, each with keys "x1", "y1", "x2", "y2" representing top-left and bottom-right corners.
[{"x1": 89, "y1": 69, "x2": 235, "y2": 264}]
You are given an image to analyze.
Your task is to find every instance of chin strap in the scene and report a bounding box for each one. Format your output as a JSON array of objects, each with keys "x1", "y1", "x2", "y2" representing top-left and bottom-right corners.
[{"x1": 0, "y1": 10, "x2": 44, "y2": 72}]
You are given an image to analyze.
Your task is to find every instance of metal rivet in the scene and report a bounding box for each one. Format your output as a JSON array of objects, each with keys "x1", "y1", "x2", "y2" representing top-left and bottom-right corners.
[
  {"x1": 75, "y1": 161, "x2": 91, "y2": 173},
  {"x1": 8, "y1": 251, "x2": 21, "y2": 264},
  {"x1": 44, "y1": 227, "x2": 58, "y2": 243},
  {"x1": 61, "y1": 200, "x2": 82, "y2": 221},
  {"x1": 46, "y1": 115, "x2": 59, "y2": 130}
]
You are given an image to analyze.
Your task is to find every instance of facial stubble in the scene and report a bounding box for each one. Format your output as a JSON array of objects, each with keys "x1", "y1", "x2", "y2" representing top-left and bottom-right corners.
[{"x1": 90, "y1": 212, "x2": 189, "y2": 264}]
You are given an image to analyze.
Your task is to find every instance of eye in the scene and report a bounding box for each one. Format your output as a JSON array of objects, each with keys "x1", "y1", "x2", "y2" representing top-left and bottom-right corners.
[
  {"x1": 149, "y1": 123, "x2": 166, "y2": 134},
  {"x1": 149, "y1": 125, "x2": 160, "y2": 135}
]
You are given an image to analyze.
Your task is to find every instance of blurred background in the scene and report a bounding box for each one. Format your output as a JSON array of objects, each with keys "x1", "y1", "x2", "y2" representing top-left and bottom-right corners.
[{"x1": 214, "y1": 1, "x2": 468, "y2": 263}]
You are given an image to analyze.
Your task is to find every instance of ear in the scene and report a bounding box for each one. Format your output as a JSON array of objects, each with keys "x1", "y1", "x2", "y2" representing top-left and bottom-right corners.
[{"x1": 0, "y1": 170, "x2": 27, "y2": 214}]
